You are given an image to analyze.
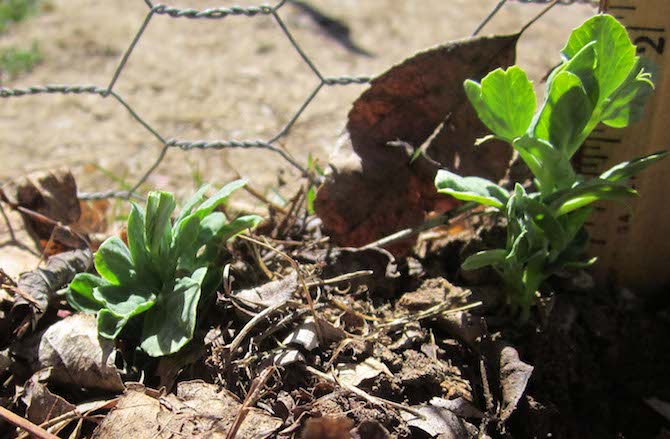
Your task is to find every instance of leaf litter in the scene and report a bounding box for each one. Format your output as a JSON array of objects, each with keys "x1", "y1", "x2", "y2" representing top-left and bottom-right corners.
[{"x1": 0, "y1": 6, "x2": 669, "y2": 439}]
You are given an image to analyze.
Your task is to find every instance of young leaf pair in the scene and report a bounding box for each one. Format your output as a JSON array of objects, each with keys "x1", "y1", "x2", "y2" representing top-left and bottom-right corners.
[
  {"x1": 435, "y1": 14, "x2": 667, "y2": 317},
  {"x1": 66, "y1": 181, "x2": 262, "y2": 357}
]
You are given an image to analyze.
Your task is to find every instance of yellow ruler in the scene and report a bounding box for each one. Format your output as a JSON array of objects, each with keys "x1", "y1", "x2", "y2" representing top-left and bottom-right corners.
[{"x1": 576, "y1": 1, "x2": 670, "y2": 291}]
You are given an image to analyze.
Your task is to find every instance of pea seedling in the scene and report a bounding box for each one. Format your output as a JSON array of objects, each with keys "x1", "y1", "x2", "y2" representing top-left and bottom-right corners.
[{"x1": 435, "y1": 15, "x2": 667, "y2": 318}]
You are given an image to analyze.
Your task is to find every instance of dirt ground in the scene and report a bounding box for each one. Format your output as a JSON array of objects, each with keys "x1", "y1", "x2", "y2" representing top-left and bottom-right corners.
[{"x1": 0, "y1": 0, "x2": 593, "y2": 202}]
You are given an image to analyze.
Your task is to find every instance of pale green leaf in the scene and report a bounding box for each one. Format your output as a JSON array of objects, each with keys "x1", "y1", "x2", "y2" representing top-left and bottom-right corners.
[
  {"x1": 66, "y1": 273, "x2": 108, "y2": 313},
  {"x1": 512, "y1": 136, "x2": 575, "y2": 193},
  {"x1": 140, "y1": 269, "x2": 205, "y2": 357},
  {"x1": 462, "y1": 249, "x2": 507, "y2": 270},
  {"x1": 601, "y1": 61, "x2": 655, "y2": 128},
  {"x1": 92, "y1": 285, "x2": 156, "y2": 317},
  {"x1": 94, "y1": 237, "x2": 135, "y2": 285},
  {"x1": 533, "y1": 71, "x2": 592, "y2": 157},
  {"x1": 599, "y1": 151, "x2": 668, "y2": 182},
  {"x1": 551, "y1": 180, "x2": 637, "y2": 216},
  {"x1": 175, "y1": 184, "x2": 211, "y2": 224},
  {"x1": 464, "y1": 66, "x2": 536, "y2": 143},
  {"x1": 191, "y1": 179, "x2": 246, "y2": 220},
  {"x1": 145, "y1": 191, "x2": 176, "y2": 263},
  {"x1": 562, "y1": 14, "x2": 637, "y2": 105},
  {"x1": 435, "y1": 169, "x2": 508, "y2": 209}
]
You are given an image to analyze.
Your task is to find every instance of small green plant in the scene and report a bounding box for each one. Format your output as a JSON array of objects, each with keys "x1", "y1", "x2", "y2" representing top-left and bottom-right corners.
[
  {"x1": 0, "y1": 0, "x2": 38, "y2": 32},
  {"x1": 65, "y1": 181, "x2": 262, "y2": 357},
  {"x1": 435, "y1": 15, "x2": 667, "y2": 318},
  {"x1": 0, "y1": 42, "x2": 41, "y2": 79}
]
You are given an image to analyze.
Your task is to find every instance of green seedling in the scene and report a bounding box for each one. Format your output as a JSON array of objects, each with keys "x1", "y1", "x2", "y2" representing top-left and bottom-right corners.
[
  {"x1": 65, "y1": 181, "x2": 262, "y2": 357},
  {"x1": 435, "y1": 14, "x2": 667, "y2": 318}
]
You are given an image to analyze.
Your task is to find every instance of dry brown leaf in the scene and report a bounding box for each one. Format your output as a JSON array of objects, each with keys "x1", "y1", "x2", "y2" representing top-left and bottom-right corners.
[
  {"x1": 92, "y1": 381, "x2": 282, "y2": 439},
  {"x1": 14, "y1": 314, "x2": 124, "y2": 393},
  {"x1": 315, "y1": 34, "x2": 519, "y2": 254},
  {"x1": 498, "y1": 344, "x2": 534, "y2": 422},
  {"x1": 22, "y1": 368, "x2": 76, "y2": 426}
]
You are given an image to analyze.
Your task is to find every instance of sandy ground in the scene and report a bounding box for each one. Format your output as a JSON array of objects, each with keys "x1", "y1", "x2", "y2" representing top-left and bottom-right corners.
[{"x1": 0, "y1": 0, "x2": 594, "y2": 203}]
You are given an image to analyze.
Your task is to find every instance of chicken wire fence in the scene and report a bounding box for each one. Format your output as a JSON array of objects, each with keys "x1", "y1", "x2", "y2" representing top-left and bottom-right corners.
[{"x1": 0, "y1": 0, "x2": 596, "y2": 200}]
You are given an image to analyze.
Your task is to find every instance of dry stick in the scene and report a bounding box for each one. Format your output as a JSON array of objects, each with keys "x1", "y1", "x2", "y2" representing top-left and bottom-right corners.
[
  {"x1": 0, "y1": 405, "x2": 61, "y2": 439},
  {"x1": 377, "y1": 300, "x2": 483, "y2": 330},
  {"x1": 225, "y1": 366, "x2": 276, "y2": 439},
  {"x1": 360, "y1": 202, "x2": 476, "y2": 251},
  {"x1": 305, "y1": 366, "x2": 426, "y2": 419},
  {"x1": 237, "y1": 234, "x2": 323, "y2": 342}
]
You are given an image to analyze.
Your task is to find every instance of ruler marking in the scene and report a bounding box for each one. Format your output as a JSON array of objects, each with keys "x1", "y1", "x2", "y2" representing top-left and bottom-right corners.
[
  {"x1": 627, "y1": 26, "x2": 665, "y2": 33},
  {"x1": 581, "y1": 154, "x2": 608, "y2": 160},
  {"x1": 608, "y1": 5, "x2": 636, "y2": 10},
  {"x1": 587, "y1": 137, "x2": 622, "y2": 143}
]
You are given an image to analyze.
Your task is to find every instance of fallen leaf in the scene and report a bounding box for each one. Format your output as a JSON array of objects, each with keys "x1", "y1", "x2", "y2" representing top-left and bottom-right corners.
[
  {"x1": 22, "y1": 368, "x2": 76, "y2": 426},
  {"x1": 315, "y1": 34, "x2": 518, "y2": 254},
  {"x1": 92, "y1": 381, "x2": 282, "y2": 439},
  {"x1": 336, "y1": 357, "x2": 393, "y2": 387},
  {"x1": 498, "y1": 344, "x2": 534, "y2": 422},
  {"x1": 400, "y1": 401, "x2": 479, "y2": 438},
  {"x1": 14, "y1": 314, "x2": 124, "y2": 393},
  {"x1": 1, "y1": 169, "x2": 80, "y2": 242},
  {"x1": 233, "y1": 270, "x2": 298, "y2": 310},
  {"x1": 0, "y1": 200, "x2": 42, "y2": 279},
  {"x1": 9, "y1": 248, "x2": 92, "y2": 334}
]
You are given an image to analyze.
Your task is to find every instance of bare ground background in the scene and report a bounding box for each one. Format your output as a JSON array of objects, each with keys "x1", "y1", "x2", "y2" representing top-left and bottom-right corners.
[{"x1": 0, "y1": 0, "x2": 593, "y2": 204}]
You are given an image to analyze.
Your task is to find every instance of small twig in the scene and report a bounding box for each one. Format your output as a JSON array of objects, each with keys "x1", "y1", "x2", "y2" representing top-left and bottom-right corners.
[
  {"x1": 0, "y1": 405, "x2": 61, "y2": 439},
  {"x1": 238, "y1": 234, "x2": 323, "y2": 343},
  {"x1": 377, "y1": 301, "x2": 483, "y2": 330},
  {"x1": 226, "y1": 366, "x2": 276, "y2": 439},
  {"x1": 226, "y1": 299, "x2": 292, "y2": 360},
  {"x1": 305, "y1": 365, "x2": 425, "y2": 419},
  {"x1": 305, "y1": 270, "x2": 373, "y2": 288},
  {"x1": 360, "y1": 202, "x2": 476, "y2": 250}
]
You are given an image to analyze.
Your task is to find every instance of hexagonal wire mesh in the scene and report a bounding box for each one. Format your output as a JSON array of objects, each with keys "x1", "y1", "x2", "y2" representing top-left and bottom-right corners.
[{"x1": 0, "y1": 0, "x2": 600, "y2": 200}]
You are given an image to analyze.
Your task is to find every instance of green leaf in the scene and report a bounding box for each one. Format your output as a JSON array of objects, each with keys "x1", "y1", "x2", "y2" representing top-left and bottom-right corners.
[
  {"x1": 435, "y1": 169, "x2": 508, "y2": 209},
  {"x1": 66, "y1": 273, "x2": 108, "y2": 313},
  {"x1": 520, "y1": 197, "x2": 568, "y2": 253},
  {"x1": 550, "y1": 180, "x2": 637, "y2": 216},
  {"x1": 172, "y1": 214, "x2": 201, "y2": 273},
  {"x1": 92, "y1": 285, "x2": 156, "y2": 317},
  {"x1": 601, "y1": 61, "x2": 655, "y2": 128},
  {"x1": 94, "y1": 237, "x2": 136, "y2": 285},
  {"x1": 512, "y1": 135, "x2": 576, "y2": 193},
  {"x1": 191, "y1": 179, "x2": 247, "y2": 220},
  {"x1": 464, "y1": 66, "x2": 536, "y2": 143},
  {"x1": 307, "y1": 186, "x2": 316, "y2": 215},
  {"x1": 175, "y1": 184, "x2": 211, "y2": 225},
  {"x1": 533, "y1": 71, "x2": 592, "y2": 158},
  {"x1": 557, "y1": 42, "x2": 599, "y2": 105},
  {"x1": 140, "y1": 268, "x2": 206, "y2": 357},
  {"x1": 562, "y1": 14, "x2": 637, "y2": 106},
  {"x1": 216, "y1": 215, "x2": 263, "y2": 242},
  {"x1": 462, "y1": 249, "x2": 507, "y2": 270},
  {"x1": 145, "y1": 191, "x2": 176, "y2": 262},
  {"x1": 599, "y1": 151, "x2": 668, "y2": 182},
  {"x1": 97, "y1": 309, "x2": 127, "y2": 339}
]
